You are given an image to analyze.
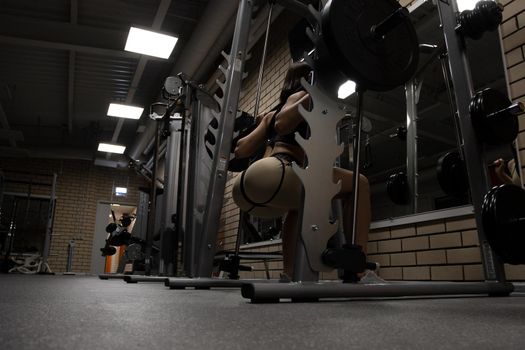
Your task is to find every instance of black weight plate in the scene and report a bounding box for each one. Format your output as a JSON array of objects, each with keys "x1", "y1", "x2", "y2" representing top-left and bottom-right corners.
[
  {"x1": 234, "y1": 111, "x2": 255, "y2": 132},
  {"x1": 386, "y1": 171, "x2": 410, "y2": 205},
  {"x1": 436, "y1": 151, "x2": 469, "y2": 196},
  {"x1": 470, "y1": 91, "x2": 487, "y2": 142},
  {"x1": 322, "y1": 0, "x2": 419, "y2": 91},
  {"x1": 470, "y1": 88, "x2": 518, "y2": 145},
  {"x1": 491, "y1": 184, "x2": 525, "y2": 264},
  {"x1": 105, "y1": 223, "x2": 117, "y2": 233},
  {"x1": 289, "y1": 18, "x2": 315, "y2": 62}
]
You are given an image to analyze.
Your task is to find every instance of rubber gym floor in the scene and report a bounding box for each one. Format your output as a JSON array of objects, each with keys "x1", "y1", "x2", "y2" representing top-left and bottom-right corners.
[{"x1": 1, "y1": 274, "x2": 525, "y2": 349}]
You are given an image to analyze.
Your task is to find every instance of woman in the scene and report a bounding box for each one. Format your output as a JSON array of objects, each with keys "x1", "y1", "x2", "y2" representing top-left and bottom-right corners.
[{"x1": 232, "y1": 62, "x2": 371, "y2": 279}]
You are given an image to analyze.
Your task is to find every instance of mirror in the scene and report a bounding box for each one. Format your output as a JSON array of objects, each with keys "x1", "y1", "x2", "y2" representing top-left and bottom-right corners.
[{"x1": 353, "y1": 0, "x2": 511, "y2": 221}]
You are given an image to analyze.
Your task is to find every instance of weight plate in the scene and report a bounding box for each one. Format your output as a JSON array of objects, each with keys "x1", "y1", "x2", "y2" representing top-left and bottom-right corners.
[
  {"x1": 470, "y1": 88, "x2": 518, "y2": 145},
  {"x1": 289, "y1": 18, "x2": 315, "y2": 62},
  {"x1": 492, "y1": 185, "x2": 525, "y2": 264},
  {"x1": 436, "y1": 151, "x2": 469, "y2": 196},
  {"x1": 126, "y1": 243, "x2": 144, "y2": 261},
  {"x1": 322, "y1": 0, "x2": 419, "y2": 91},
  {"x1": 483, "y1": 185, "x2": 525, "y2": 264},
  {"x1": 386, "y1": 171, "x2": 410, "y2": 205}
]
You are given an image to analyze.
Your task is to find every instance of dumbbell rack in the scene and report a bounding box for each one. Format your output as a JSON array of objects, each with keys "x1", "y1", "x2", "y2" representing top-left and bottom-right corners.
[{"x1": 436, "y1": 0, "x2": 507, "y2": 282}]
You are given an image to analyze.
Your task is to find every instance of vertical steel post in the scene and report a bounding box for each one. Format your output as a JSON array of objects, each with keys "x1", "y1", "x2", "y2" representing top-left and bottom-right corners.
[
  {"x1": 350, "y1": 90, "x2": 364, "y2": 245},
  {"x1": 195, "y1": 0, "x2": 253, "y2": 277},
  {"x1": 405, "y1": 79, "x2": 419, "y2": 213},
  {"x1": 42, "y1": 173, "x2": 57, "y2": 267},
  {"x1": 159, "y1": 119, "x2": 181, "y2": 276},
  {"x1": 66, "y1": 240, "x2": 75, "y2": 272},
  {"x1": 436, "y1": 0, "x2": 506, "y2": 281},
  {"x1": 253, "y1": 3, "x2": 274, "y2": 118},
  {"x1": 145, "y1": 123, "x2": 160, "y2": 275},
  {"x1": 182, "y1": 87, "x2": 201, "y2": 277}
]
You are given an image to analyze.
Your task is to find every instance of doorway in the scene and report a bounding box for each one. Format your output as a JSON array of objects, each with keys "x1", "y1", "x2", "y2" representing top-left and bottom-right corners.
[{"x1": 90, "y1": 202, "x2": 136, "y2": 274}]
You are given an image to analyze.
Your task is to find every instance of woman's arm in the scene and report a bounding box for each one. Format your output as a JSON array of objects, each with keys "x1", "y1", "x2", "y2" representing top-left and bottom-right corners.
[
  {"x1": 274, "y1": 90, "x2": 310, "y2": 135},
  {"x1": 234, "y1": 111, "x2": 274, "y2": 158}
]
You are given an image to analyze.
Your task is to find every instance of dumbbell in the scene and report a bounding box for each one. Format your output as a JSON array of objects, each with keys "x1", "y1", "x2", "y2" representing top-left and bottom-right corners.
[
  {"x1": 204, "y1": 111, "x2": 259, "y2": 172},
  {"x1": 456, "y1": 1, "x2": 503, "y2": 40},
  {"x1": 470, "y1": 88, "x2": 523, "y2": 145},
  {"x1": 436, "y1": 151, "x2": 469, "y2": 197}
]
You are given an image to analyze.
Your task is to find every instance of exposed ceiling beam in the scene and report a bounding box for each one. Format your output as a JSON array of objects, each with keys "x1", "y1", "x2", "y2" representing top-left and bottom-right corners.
[
  {"x1": 0, "y1": 14, "x2": 160, "y2": 59},
  {"x1": 0, "y1": 35, "x2": 149, "y2": 61},
  {"x1": 67, "y1": 0, "x2": 78, "y2": 134}
]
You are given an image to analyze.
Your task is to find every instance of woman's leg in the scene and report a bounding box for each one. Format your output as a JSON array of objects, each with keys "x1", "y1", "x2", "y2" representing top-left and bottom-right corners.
[
  {"x1": 333, "y1": 167, "x2": 371, "y2": 253},
  {"x1": 282, "y1": 210, "x2": 298, "y2": 277}
]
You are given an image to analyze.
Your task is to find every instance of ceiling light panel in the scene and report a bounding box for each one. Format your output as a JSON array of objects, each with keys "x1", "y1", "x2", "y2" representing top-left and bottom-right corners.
[
  {"x1": 98, "y1": 143, "x2": 126, "y2": 154},
  {"x1": 107, "y1": 103, "x2": 144, "y2": 120},
  {"x1": 124, "y1": 27, "x2": 178, "y2": 59}
]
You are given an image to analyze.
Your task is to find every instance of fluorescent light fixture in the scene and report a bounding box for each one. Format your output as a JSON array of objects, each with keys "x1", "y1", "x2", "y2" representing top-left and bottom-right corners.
[
  {"x1": 338, "y1": 80, "x2": 356, "y2": 99},
  {"x1": 98, "y1": 143, "x2": 126, "y2": 154},
  {"x1": 125, "y1": 27, "x2": 178, "y2": 59},
  {"x1": 115, "y1": 187, "x2": 128, "y2": 196},
  {"x1": 456, "y1": 0, "x2": 482, "y2": 12},
  {"x1": 107, "y1": 103, "x2": 144, "y2": 120}
]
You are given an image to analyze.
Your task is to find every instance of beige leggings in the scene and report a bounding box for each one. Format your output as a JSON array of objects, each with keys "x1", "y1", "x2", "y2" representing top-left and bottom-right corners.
[{"x1": 232, "y1": 155, "x2": 302, "y2": 219}]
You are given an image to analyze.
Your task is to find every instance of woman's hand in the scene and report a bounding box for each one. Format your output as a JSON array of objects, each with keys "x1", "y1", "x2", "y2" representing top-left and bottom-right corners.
[
  {"x1": 493, "y1": 158, "x2": 514, "y2": 185},
  {"x1": 234, "y1": 111, "x2": 274, "y2": 159}
]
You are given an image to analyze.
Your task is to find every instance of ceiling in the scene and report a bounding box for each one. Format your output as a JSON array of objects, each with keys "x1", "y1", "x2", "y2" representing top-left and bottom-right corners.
[
  {"x1": 0, "y1": 0, "x2": 509, "y2": 182},
  {"x1": 0, "y1": 0, "x2": 214, "y2": 161}
]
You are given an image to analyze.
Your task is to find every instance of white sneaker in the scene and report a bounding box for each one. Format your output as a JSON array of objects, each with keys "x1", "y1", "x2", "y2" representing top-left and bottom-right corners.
[{"x1": 359, "y1": 270, "x2": 387, "y2": 284}]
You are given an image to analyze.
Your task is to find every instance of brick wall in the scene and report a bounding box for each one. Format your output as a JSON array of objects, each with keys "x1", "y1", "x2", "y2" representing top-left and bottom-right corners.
[
  {"x1": 501, "y1": 0, "x2": 525, "y2": 184},
  {"x1": 0, "y1": 158, "x2": 147, "y2": 273},
  {"x1": 368, "y1": 215, "x2": 525, "y2": 281}
]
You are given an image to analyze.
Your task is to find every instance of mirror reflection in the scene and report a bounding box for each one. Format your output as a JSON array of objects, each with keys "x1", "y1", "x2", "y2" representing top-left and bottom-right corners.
[{"x1": 355, "y1": 0, "x2": 511, "y2": 221}]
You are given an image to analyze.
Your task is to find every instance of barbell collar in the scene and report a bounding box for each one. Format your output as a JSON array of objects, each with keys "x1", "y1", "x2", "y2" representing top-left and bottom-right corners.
[{"x1": 370, "y1": 7, "x2": 409, "y2": 40}]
